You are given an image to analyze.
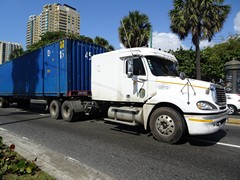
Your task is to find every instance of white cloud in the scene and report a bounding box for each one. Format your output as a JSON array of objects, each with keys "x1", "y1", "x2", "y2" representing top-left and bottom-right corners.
[
  {"x1": 119, "y1": 43, "x2": 125, "y2": 49},
  {"x1": 234, "y1": 11, "x2": 240, "y2": 33},
  {"x1": 119, "y1": 32, "x2": 215, "y2": 50},
  {"x1": 152, "y1": 32, "x2": 188, "y2": 51},
  {"x1": 200, "y1": 40, "x2": 215, "y2": 49}
]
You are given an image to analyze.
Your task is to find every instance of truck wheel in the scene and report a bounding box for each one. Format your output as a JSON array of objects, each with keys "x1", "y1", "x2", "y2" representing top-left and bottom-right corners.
[
  {"x1": 228, "y1": 105, "x2": 237, "y2": 115},
  {"x1": 61, "y1": 101, "x2": 79, "y2": 122},
  {"x1": 49, "y1": 100, "x2": 62, "y2": 119},
  {"x1": 150, "y1": 107, "x2": 186, "y2": 144}
]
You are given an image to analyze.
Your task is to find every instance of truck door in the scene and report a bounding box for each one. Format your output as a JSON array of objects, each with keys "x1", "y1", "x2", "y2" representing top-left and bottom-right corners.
[{"x1": 124, "y1": 57, "x2": 148, "y2": 102}]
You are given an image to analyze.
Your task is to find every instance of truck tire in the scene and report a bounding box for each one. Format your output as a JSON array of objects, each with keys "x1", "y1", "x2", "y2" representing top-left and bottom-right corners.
[
  {"x1": 228, "y1": 105, "x2": 237, "y2": 115},
  {"x1": 61, "y1": 101, "x2": 79, "y2": 122},
  {"x1": 49, "y1": 100, "x2": 62, "y2": 119},
  {"x1": 149, "y1": 107, "x2": 186, "y2": 144}
]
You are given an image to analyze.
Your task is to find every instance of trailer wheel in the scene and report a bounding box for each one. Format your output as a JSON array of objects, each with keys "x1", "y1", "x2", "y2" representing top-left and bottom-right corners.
[
  {"x1": 61, "y1": 101, "x2": 79, "y2": 122},
  {"x1": 150, "y1": 107, "x2": 186, "y2": 144},
  {"x1": 49, "y1": 100, "x2": 62, "y2": 119},
  {"x1": 0, "y1": 97, "x2": 7, "y2": 108}
]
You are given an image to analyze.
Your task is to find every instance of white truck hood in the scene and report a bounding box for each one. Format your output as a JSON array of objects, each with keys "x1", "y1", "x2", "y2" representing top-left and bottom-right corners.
[
  {"x1": 146, "y1": 76, "x2": 220, "y2": 114},
  {"x1": 155, "y1": 76, "x2": 212, "y2": 91}
]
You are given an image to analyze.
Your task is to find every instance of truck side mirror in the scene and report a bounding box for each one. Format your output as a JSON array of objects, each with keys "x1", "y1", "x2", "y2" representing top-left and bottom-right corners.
[{"x1": 127, "y1": 58, "x2": 133, "y2": 78}]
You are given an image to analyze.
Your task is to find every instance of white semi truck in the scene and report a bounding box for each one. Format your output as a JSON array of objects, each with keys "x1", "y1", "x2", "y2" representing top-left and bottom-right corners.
[{"x1": 89, "y1": 47, "x2": 227, "y2": 143}]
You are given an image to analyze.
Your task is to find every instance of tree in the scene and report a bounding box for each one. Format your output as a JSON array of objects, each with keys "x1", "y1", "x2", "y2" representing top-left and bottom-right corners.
[
  {"x1": 171, "y1": 47, "x2": 196, "y2": 78},
  {"x1": 94, "y1": 36, "x2": 115, "y2": 51},
  {"x1": 201, "y1": 34, "x2": 240, "y2": 81},
  {"x1": 27, "y1": 31, "x2": 113, "y2": 52},
  {"x1": 169, "y1": 0, "x2": 231, "y2": 79},
  {"x1": 27, "y1": 31, "x2": 67, "y2": 52},
  {"x1": 118, "y1": 11, "x2": 152, "y2": 48},
  {"x1": 78, "y1": 35, "x2": 94, "y2": 43},
  {"x1": 9, "y1": 48, "x2": 24, "y2": 60}
]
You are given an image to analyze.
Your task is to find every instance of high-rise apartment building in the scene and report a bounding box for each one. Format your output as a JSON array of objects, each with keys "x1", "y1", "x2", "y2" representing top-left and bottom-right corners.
[
  {"x1": 26, "y1": 3, "x2": 80, "y2": 47},
  {"x1": 0, "y1": 41, "x2": 22, "y2": 64},
  {"x1": 26, "y1": 15, "x2": 41, "y2": 46}
]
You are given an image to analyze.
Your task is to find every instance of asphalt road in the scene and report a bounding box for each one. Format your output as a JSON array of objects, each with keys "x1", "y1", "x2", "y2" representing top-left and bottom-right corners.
[{"x1": 0, "y1": 103, "x2": 240, "y2": 179}]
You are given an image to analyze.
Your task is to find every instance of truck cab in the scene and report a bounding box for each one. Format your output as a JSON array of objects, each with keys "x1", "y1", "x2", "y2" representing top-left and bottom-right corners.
[{"x1": 91, "y1": 47, "x2": 228, "y2": 143}]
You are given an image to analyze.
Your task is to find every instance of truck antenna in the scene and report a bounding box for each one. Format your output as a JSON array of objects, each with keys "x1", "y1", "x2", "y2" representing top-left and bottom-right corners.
[{"x1": 121, "y1": 19, "x2": 134, "y2": 56}]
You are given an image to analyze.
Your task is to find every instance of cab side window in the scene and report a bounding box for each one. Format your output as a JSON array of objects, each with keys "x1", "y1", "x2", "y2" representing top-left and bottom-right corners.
[{"x1": 126, "y1": 57, "x2": 146, "y2": 76}]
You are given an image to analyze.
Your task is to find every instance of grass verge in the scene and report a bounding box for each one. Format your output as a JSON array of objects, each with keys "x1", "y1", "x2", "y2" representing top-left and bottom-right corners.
[{"x1": 0, "y1": 136, "x2": 55, "y2": 180}]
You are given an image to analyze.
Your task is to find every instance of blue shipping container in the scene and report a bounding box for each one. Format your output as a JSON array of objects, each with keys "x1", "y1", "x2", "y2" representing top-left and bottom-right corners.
[{"x1": 0, "y1": 39, "x2": 106, "y2": 97}]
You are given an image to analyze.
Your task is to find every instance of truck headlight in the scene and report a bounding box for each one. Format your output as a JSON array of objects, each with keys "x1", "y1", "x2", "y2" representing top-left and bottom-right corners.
[{"x1": 196, "y1": 101, "x2": 217, "y2": 110}]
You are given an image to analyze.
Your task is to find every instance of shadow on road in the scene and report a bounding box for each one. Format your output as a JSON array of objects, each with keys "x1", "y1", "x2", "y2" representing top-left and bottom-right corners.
[
  {"x1": 108, "y1": 122, "x2": 150, "y2": 136},
  {"x1": 182, "y1": 129, "x2": 227, "y2": 146},
  {"x1": 100, "y1": 121, "x2": 227, "y2": 146},
  {"x1": 0, "y1": 103, "x2": 47, "y2": 116},
  {"x1": 0, "y1": 115, "x2": 50, "y2": 126},
  {"x1": 0, "y1": 103, "x2": 50, "y2": 126}
]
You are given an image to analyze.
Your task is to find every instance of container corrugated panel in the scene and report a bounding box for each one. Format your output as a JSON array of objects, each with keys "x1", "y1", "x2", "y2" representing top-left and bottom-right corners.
[
  {"x1": 0, "y1": 39, "x2": 106, "y2": 97},
  {"x1": 65, "y1": 40, "x2": 106, "y2": 94},
  {"x1": 0, "y1": 49, "x2": 44, "y2": 96},
  {"x1": 43, "y1": 41, "x2": 60, "y2": 95},
  {"x1": 43, "y1": 39, "x2": 106, "y2": 96}
]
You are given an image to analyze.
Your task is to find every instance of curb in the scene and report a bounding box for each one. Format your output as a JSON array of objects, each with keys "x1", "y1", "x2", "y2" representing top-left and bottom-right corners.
[
  {"x1": 0, "y1": 128, "x2": 113, "y2": 180},
  {"x1": 227, "y1": 118, "x2": 240, "y2": 125}
]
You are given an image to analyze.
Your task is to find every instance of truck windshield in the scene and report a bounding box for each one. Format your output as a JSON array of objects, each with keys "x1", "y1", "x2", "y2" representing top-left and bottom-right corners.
[{"x1": 145, "y1": 56, "x2": 179, "y2": 77}]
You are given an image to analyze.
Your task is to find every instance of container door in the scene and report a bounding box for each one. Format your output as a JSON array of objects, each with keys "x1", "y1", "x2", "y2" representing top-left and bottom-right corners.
[{"x1": 43, "y1": 43, "x2": 59, "y2": 95}]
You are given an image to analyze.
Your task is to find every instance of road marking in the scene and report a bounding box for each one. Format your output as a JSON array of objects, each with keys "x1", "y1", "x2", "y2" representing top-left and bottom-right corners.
[
  {"x1": 67, "y1": 156, "x2": 80, "y2": 163},
  {"x1": 191, "y1": 138, "x2": 240, "y2": 149},
  {"x1": 16, "y1": 110, "x2": 27, "y2": 112},
  {"x1": 216, "y1": 141, "x2": 240, "y2": 149},
  {"x1": 22, "y1": 137, "x2": 29, "y2": 140},
  {"x1": 0, "y1": 127, "x2": 7, "y2": 131}
]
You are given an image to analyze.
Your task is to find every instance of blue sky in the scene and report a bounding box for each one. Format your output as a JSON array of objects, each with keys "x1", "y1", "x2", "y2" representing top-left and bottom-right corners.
[{"x1": 0, "y1": 0, "x2": 239, "y2": 50}]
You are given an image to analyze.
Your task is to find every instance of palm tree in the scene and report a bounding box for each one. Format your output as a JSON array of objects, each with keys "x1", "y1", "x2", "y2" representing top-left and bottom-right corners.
[
  {"x1": 77, "y1": 35, "x2": 93, "y2": 43},
  {"x1": 169, "y1": 0, "x2": 230, "y2": 79},
  {"x1": 119, "y1": 11, "x2": 152, "y2": 48},
  {"x1": 94, "y1": 36, "x2": 115, "y2": 51}
]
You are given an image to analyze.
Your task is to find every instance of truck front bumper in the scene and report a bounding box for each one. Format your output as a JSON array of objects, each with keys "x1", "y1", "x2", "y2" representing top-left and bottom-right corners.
[{"x1": 184, "y1": 111, "x2": 228, "y2": 135}]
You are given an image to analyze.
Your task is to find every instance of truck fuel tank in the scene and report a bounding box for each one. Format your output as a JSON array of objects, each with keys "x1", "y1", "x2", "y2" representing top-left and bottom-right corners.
[{"x1": 108, "y1": 106, "x2": 143, "y2": 123}]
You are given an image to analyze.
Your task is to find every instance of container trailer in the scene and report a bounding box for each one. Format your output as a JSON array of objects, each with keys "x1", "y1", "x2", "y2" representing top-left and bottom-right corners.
[{"x1": 0, "y1": 39, "x2": 228, "y2": 143}]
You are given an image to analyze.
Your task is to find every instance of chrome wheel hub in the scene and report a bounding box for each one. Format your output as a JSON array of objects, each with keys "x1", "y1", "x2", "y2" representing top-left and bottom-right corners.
[{"x1": 156, "y1": 115, "x2": 175, "y2": 136}]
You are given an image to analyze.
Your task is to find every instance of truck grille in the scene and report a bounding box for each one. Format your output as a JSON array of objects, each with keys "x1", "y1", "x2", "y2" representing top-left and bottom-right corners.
[{"x1": 212, "y1": 84, "x2": 226, "y2": 108}]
